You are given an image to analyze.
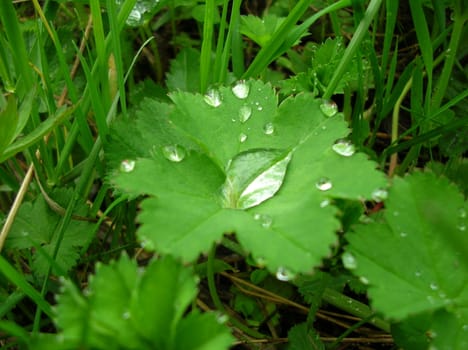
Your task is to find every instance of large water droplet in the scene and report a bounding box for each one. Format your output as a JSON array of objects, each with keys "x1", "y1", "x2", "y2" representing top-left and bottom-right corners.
[
  {"x1": 371, "y1": 188, "x2": 388, "y2": 202},
  {"x1": 320, "y1": 99, "x2": 338, "y2": 117},
  {"x1": 332, "y1": 139, "x2": 356, "y2": 157},
  {"x1": 342, "y1": 251, "x2": 357, "y2": 270},
  {"x1": 239, "y1": 105, "x2": 252, "y2": 123},
  {"x1": 232, "y1": 80, "x2": 249, "y2": 99},
  {"x1": 263, "y1": 122, "x2": 275, "y2": 135},
  {"x1": 204, "y1": 88, "x2": 222, "y2": 107},
  {"x1": 238, "y1": 133, "x2": 248, "y2": 143},
  {"x1": 120, "y1": 159, "x2": 136, "y2": 173},
  {"x1": 276, "y1": 267, "x2": 295, "y2": 282},
  {"x1": 316, "y1": 177, "x2": 332, "y2": 191},
  {"x1": 253, "y1": 213, "x2": 273, "y2": 228},
  {"x1": 162, "y1": 145, "x2": 186, "y2": 162}
]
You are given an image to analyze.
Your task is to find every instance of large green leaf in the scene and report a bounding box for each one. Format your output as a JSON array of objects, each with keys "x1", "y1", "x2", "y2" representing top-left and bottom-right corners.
[
  {"x1": 345, "y1": 172, "x2": 468, "y2": 349},
  {"x1": 33, "y1": 255, "x2": 233, "y2": 349},
  {"x1": 107, "y1": 80, "x2": 387, "y2": 275}
]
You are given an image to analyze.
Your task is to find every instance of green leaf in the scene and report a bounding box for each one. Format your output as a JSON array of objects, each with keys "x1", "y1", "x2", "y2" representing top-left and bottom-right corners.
[
  {"x1": 346, "y1": 172, "x2": 468, "y2": 348},
  {"x1": 42, "y1": 255, "x2": 234, "y2": 349},
  {"x1": 166, "y1": 48, "x2": 201, "y2": 93},
  {"x1": 288, "y1": 323, "x2": 324, "y2": 350},
  {"x1": 107, "y1": 80, "x2": 387, "y2": 275},
  {"x1": 0, "y1": 94, "x2": 18, "y2": 155},
  {"x1": 240, "y1": 14, "x2": 288, "y2": 47},
  {"x1": 6, "y1": 189, "x2": 94, "y2": 277}
]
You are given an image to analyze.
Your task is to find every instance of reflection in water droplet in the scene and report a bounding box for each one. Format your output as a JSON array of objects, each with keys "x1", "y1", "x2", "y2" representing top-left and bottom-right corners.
[
  {"x1": 332, "y1": 139, "x2": 356, "y2": 157},
  {"x1": 204, "y1": 89, "x2": 222, "y2": 107},
  {"x1": 316, "y1": 177, "x2": 332, "y2": 191},
  {"x1": 162, "y1": 145, "x2": 186, "y2": 162},
  {"x1": 253, "y1": 213, "x2": 273, "y2": 228},
  {"x1": 263, "y1": 122, "x2": 275, "y2": 135},
  {"x1": 239, "y1": 133, "x2": 248, "y2": 143},
  {"x1": 239, "y1": 105, "x2": 252, "y2": 123},
  {"x1": 342, "y1": 251, "x2": 358, "y2": 270},
  {"x1": 276, "y1": 267, "x2": 295, "y2": 282},
  {"x1": 120, "y1": 159, "x2": 136, "y2": 173},
  {"x1": 320, "y1": 99, "x2": 338, "y2": 117},
  {"x1": 232, "y1": 80, "x2": 249, "y2": 99},
  {"x1": 371, "y1": 188, "x2": 388, "y2": 202}
]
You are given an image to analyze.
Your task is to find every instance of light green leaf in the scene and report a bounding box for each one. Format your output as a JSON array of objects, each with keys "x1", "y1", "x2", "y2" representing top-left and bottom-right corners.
[
  {"x1": 166, "y1": 48, "x2": 201, "y2": 93},
  {"x1": 107, "y1": 80, "x2": 387, "y2": 275},
  {"x1": 240, "y1": 14, "x2": 287, "y2": 47},
  {"x1": 346, "y1": 172, "x2": 468, "y2": 348},
  {"x1": 0, "y1": 94, "x2": 18, "y2": 155}
]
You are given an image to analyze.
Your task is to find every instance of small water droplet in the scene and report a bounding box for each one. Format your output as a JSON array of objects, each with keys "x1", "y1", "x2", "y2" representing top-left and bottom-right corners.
[
  {"x1": 430, "y1": 282, "x2": 439, "y2": 291},
  {"x1": 371, "y1": 188, "x2": 388, "y2": 202},
  {"x1": 332, "y1": 139, "x2": 356, "y2": 157},
  {"x1": 458, "y1": 207, "x2": 467, "y2": 218},
  {"x1": 393, "y1": 211, "x2": 399, "y2": 217},
  {"x1": 21, "y1": 230, "x2": 29, "y2": 237},
  {"x1": 359, "y1": 276, "x2": 369, "y2": 285},
  {"x1": 238, "y1": 133, "x2": 248, "y2": 143},
  {"x1": 122, "y1": 311, "x2": 131, "y2": 319},
  {"x1": 400, "y1": 232, "x2": 408, "y2": 238},
  {"x1": 120, "y1": 159, "x2": 136, "y2": 172},
  {"x1": 216, "y1": 313, "x2": 229, "y2": 324},
  {"x1": 463, "y1": 324, "x2": 468, "y2": 331},
  {"x1": 342, "y1": 251, "x2": 358, "y2": 270},
  {"x1": 320, "y1": 199, "x2": 330, "y2": 208},
  {"x1": 204, "y1": 88, "x2": 222, "y2": 107},
  {"x1": 239, "y1": 105, "x2": 252, "y2": 123},
  {"x1": 253, "y1": 213, "x2": 273, "y2": 228},
  {"x1": 316, "y1": 177, "x2": 332, "y2": 191},
  {"x1": 263, "y1": 122, "x2": 275, "y2": 135},
  {"x1": 415, "y1": 270, "x2": 422, "y2": 277},
  {"x1": 232, "y1": 80, "x2": 249, "y2": 99},
  {"x1": 256, "y1": 256, "x2": 267, "y2": 267},
  {"x1": 320, "y1": 99, "x2": 338, "y2": 117},
  {"x1": 276, "y1": 267, "x2": 295, "y2": 282},
  {"x1": 162, "y1": 145, "x2": 186, "y2": 162},
  {"x1": 458, "y1": 223, "x2": 466, "y2": 231}
]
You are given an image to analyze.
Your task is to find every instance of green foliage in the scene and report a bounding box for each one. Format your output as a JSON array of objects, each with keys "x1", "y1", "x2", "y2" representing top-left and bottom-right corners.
[
  {"x1": 30, "y1": 254, "x2": 233, "y2": 349},
  {"x1": 6, "y1": 189, "x2": 95, "y2": 277},
  {"x1": 346, "y1": 172, "x2": 468, "y2": 349},
  {"x1": 107, "y1": 80, "x2": 386, "y2": 276}
]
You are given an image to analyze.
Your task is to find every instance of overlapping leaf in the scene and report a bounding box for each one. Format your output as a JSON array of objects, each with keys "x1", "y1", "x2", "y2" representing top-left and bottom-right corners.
[
  {"x1": 345, "y1": 172, "x2": 468, "y2": 349},
  {"x1": 107, "y1": 80, "x2": 387, "y2": 275}
]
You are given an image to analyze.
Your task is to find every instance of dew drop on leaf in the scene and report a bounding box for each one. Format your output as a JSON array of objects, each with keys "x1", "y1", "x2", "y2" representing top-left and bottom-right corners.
[
  {"x1": 458, "y1": 223, "x2": 466, "y2": 231},
  {"x1": 239, "y1": 105, "x2": 252, "y2": 123},
  {"x1": 332, "y1": 139, "x2": 356, "y2": 157},
  {"x1": 238, "y1": 133, "x2": 248, "y2": 143},
  {"x1": 458, "y1": 207, "x2": 467, "y2": 218},
  {"x1": 342, "y1": 251, "x2": 358, "y2": 270},
  {"x1": 263, "y1": 122, "x2": 275, "y2": 135},
  {"x1": 400, "y1": 232, "x2": 408, "y2": 238},
  {"x1": 316, "y1": 177, "x2": 332, "y2": 191},
  {"x1": 204, "y1": 88, "x2": 222, "y2": 107},
  {"x1": 319, "y1": 99, "x2": 338, "y2": 117},
  {"x1": 162, "y1": 144, "x2": 186, "y2": 162},
  {"x1": 320, "y1": 199, "x2": 331, "y2": 208},
  {"x1": 122, "y1": 311, "x2": 131, "y2": 319},
  {"x1": 371, "y1": 188, "x2": 388, "y2": 202},
  {"x1": 415, "y1": 271, "x2": 422, "y2": 278},
  {"x1": 232, "y1": 80, "x2": 249, "y2": 99},
  {"x1": 120, "y1": 159, "x2": 136, "y2": 173},
  {"x1": 430, "y1": 282, "x2": 439, "y2": 291},
  {"x1": 253, "y1": 213, "x2": 273, "y2": 228},
  {"x1": 216, "y1": 313, "x2": 229, "y2": 324},
  {"x1": 359, "y1": 276, "x2": 369, "y2": 285},
  {"x1": 276, "y1": 267, "x2": 295, "y2": 282}
]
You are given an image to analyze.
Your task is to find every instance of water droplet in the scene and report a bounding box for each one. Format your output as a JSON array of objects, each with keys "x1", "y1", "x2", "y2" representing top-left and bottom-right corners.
[
  {"x1": 371, "y1": 188, "x2": 388, "y2": 202},
  {"x1": 238, "y1": 133, "x2": 248, "y2": 143},
  {"x1": 458, "y1": 223, "x2": 466, "y2": 231},
  {"x1": 257, "y1": 105, "x2": 263, "y2": 111},
  {"x1": 342, "y1": 251, "x2": 358, "y2": 270},
  {"x1": 256, "y1": 256, "x2": 267, "y2": 267},
  {"x1": 239, "y1": 105, "x2": 252, "y2": 123},
  {"x1": 120, "y1": 159, "x2": 136, "y2": 173},
  {"x1": 320, "y1": 199, "x2": 330, "y2": 208},
  {"x1": 458, "y1": 208, "x2": 467, "y2": 218},
  {"x1": 359, "y1": 276, "x2": 369, "y2": 285},
  {"x1": 122, "y1": 311, "x2": 131, "y2": 319},
  {"x1": 393, "y1": 211, "x2": 400, "y2": 217},
  {"x1": 21, "y1": 230, "x2": 29, "y2": 237},
  {"x1": 316, "y1": 177, "x2": 332, "y2": 191},
  {"x1": 216, "y1": 313, "x2": 229, "y2": 324},
  {"x1": 253, "y1": 213, "x2": 273, "y2": 228},
  {"x1": 463, "y1": 324, "x2": 468, "y2": 331},
  {"x1": 430, "y1": 282, "x2": 439, "y2": 291},
  {"x1": 276, "y1": 267, "x2": 295, "y2": 282},
  {"x1": 204, "y1": 88, "x2": 222, "y2": 107},
  {"x1": 415, "y1": 270, "x2": 422, "y2": 277},
  {"x1": 263, "y1": 122, "x2": 275, "y2": 135},
  {"x1": 400, "y1": 232, "x2": 408, "y2": 238},
  {"x1": 162, "y1": 145, "x2": 186, "y2": 162},
  {"x1": 332, "y1": 139, "x2": 356, "y2": 157},
  {"x1": 232, "y1": 80, "x2": 249, "y2": 99},
  {"x1": 320, "y1": 99, "x2": 338, "y2": 117}
]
